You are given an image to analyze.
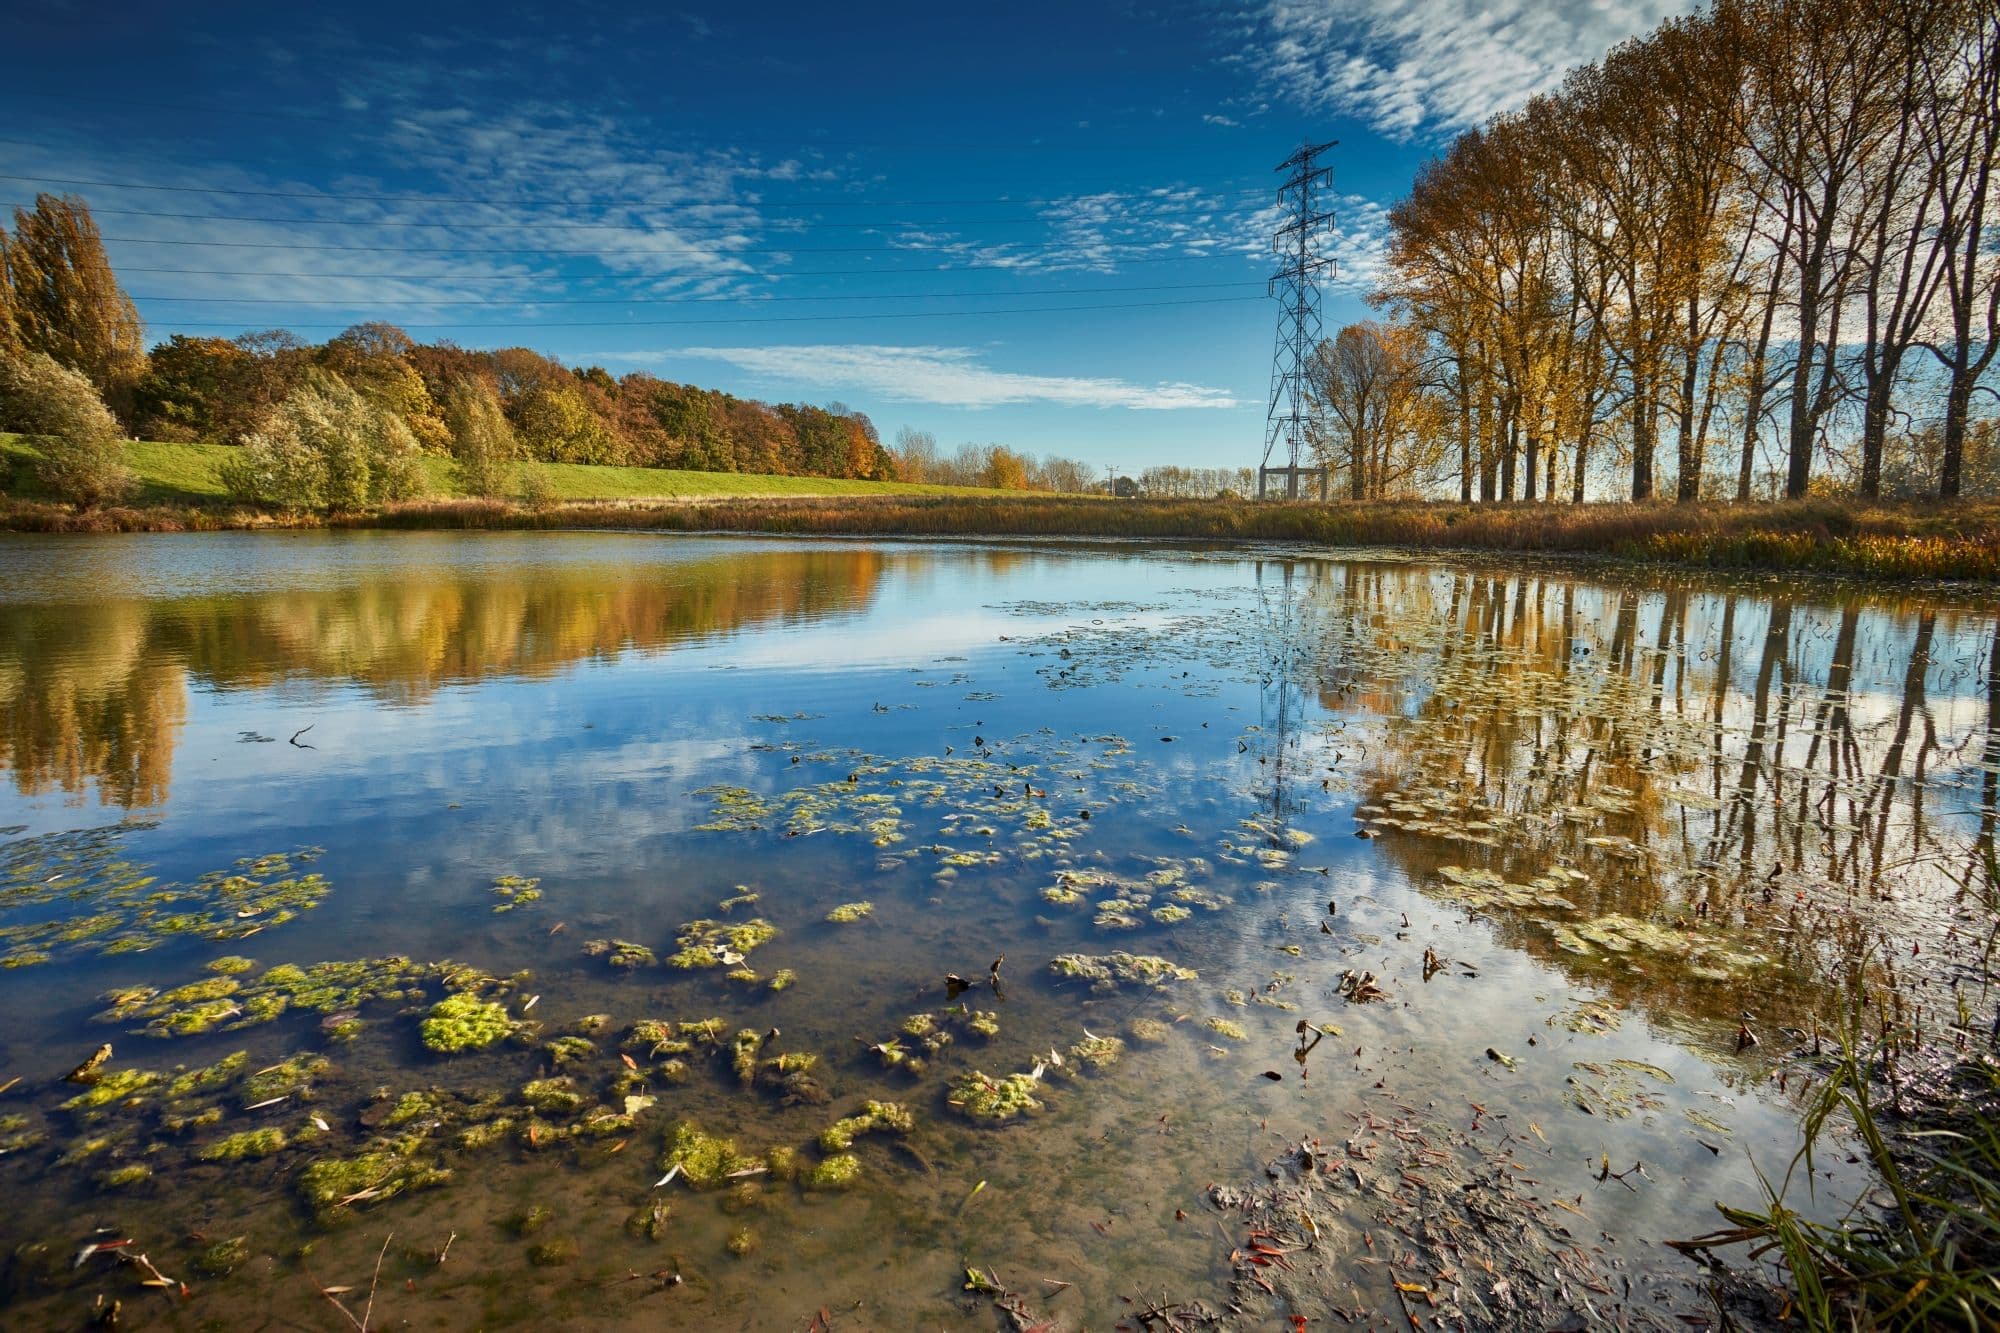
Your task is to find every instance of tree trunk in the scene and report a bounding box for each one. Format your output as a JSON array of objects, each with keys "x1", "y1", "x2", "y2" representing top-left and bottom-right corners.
[
  {"x1": 1787, "y1": 246, "x2": 1826, "y2": 499},
  {"x1": 1630, "y1": 381, "x2": 1654, "y2": 501},
  {"x1": 1939, "y1": 373, "x2": 1973, "y2": 497},
  {"x1": 1676, "y1": 293, "x2": 1702, "y2": 502}
]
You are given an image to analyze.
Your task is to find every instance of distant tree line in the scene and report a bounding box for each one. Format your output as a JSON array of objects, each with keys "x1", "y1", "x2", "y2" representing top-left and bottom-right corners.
[
  {"x1": 0, "y1": 194, "x2": 1098, "y2": 508},
  {"x1": 1319, "y1": 0, "x2": 1998, "y2": 503}
]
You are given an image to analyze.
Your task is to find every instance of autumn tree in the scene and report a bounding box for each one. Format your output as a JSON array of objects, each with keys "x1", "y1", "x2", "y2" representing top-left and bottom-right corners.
[
  {"x1": 3, "y1": 195, "x2": 145, "y2": 415},
  {"x1": 1918, "y1": 1, "x2": 2000, "y2": 497},
  {"x1": 1310, "y1": 321, "x2": 1443, "y2": 499},
  {"x1": 442, "y1": 377, "x2": 518, "y2": 499},
  {"x1": 0, "y1": 352, "x2": 134, "y2": 507}
]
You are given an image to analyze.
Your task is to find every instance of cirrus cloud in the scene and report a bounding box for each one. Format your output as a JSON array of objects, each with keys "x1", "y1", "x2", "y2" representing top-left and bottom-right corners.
[
  {"x1": 676, "y1": 344, "x2": 1239, "y2": 410},
  {"x1": 1238, "y1": 0, "x2": 1701, "y2": 141}
]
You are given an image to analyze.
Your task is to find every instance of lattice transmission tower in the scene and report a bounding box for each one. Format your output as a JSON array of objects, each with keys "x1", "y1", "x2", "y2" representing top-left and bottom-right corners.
[{"x1": 1258, "y1": 139, "x2": 1338, "y2": 500}]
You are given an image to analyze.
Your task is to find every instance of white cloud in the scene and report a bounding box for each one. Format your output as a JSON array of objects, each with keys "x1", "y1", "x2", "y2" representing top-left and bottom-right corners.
[
  {"x1": 1239, "y1": 0, "x2": 1701, "y2": 141},
  {"x1": 1231, "y1": 192, "x2": 1392, "y2": 293},
  {"x1": 1203, "y1": 113, "x2": 1241, "y2": 127},
  {"x1": 676, "y1": 344, "x2": 1240, "y2": 410}
]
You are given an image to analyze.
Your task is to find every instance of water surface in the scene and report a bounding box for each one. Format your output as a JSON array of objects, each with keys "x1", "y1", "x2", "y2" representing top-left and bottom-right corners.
[{"x1": 1, "y1": 532, "x2": 1994, "y2": 1329}]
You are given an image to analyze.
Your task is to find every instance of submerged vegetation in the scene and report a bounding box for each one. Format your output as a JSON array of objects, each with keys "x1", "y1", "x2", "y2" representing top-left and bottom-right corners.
[{"x1": 0, "y1": 830, "x2": 329, "y2": 969}]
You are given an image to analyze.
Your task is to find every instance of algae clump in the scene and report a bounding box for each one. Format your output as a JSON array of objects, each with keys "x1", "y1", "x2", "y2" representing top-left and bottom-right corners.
[
  {"x1": 948, "y1": 1070, "x2": 1043, "y2": 1122},
  {"x1": 420, "y1": 993, "x2": 514, "y2": 1053},
  {"x1": 199, "y1": 1127, "x2": 288, "y2": 1161},
  {"x1": 805, "y1": 1153, "x2": 862, "y2": 1190},
  {"x1": 661, "y1": 1122, "x2": 749, "y2": 1188},
  {"x1": 818, "y1": 1100, "x2": 913, "y2": 1151}
]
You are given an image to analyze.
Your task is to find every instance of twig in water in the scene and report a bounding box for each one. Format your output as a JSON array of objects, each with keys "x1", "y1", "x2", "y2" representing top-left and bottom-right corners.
[
  {"x1": 361, "y1": 1231, "x2": 392, "y2": 1331},
  {"x1": 290, "y1": 724, "x2": 317, "y2": 749}
]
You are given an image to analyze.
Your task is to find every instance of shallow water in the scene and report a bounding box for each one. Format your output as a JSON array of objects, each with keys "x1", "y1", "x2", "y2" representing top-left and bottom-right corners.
[{"x1": 0, "y1": 532, "x2": 1994, "y2": 1330}]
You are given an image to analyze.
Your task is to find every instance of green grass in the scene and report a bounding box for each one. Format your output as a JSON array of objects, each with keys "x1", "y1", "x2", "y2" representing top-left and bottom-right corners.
[
  {"x1": 1671, "y1": 1026, "x2": 2000, "y2": 1329},
  {"x1": 0, "y1": 435, "x2": 1022, "y2": 504}
]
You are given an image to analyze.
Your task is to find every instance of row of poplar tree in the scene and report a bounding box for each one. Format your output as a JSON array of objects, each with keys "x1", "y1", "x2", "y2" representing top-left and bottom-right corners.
[{"x1": 1313, "y1": 0, "x2": 1997, "y2": 504}]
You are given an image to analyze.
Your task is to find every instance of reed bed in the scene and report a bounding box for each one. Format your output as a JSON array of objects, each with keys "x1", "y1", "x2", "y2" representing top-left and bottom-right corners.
[{"x1": 5, "y1": 494, "x2": 1998, "y2": 581}]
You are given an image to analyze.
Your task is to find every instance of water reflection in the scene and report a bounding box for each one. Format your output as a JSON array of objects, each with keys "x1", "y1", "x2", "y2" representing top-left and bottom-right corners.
[
  {"x1": 1248, "y1": 563, "x2": 1999, "y2": 1053},
  {"x1": 0, "y1": 541, "x2": 902, "y2": 807}
]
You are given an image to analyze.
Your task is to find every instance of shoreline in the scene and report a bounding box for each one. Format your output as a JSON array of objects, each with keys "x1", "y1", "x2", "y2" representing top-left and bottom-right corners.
[{"x1": 4, "y1": 492, "x2": 1999, "y2": 583}]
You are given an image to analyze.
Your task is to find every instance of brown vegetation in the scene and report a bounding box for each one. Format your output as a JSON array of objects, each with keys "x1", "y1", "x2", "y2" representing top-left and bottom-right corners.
[{"x1": 6, "y1": 493, "x2": 1995, "y2": 581}]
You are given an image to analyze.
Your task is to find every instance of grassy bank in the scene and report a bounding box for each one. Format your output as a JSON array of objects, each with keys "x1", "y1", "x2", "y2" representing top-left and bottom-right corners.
[
  {"x1": 0, "y1": 435, "x2": 1024, "y2": 504},
  {"x1": 5, "y1": 437, "x2": 1999, "y2": 581}
]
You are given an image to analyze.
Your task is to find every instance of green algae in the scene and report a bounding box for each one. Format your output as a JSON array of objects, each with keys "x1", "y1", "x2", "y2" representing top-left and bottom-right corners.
[
  {"x1": 824, "y1": 901, "x2": 873, "y2": 923},
  {"x1": 528, "y1": 1237, "x2": 579, "y2": 1266},
  {"x1": 1067, "y1": 1033, "x2": 1126, "y2": 1071},
  {"x1": 1203, "y1": 1017, "x2": 1248, "y2": 1042},
  {"x1": 489, "y1": 874, "x2": 542, "y2": 912},
  {"x1": 725, "y1": 1226, "x2": 757, "y2": 1256},
  {"x1": 669, "y1": 918, "x2": 777, "y2": 969},
  {"x1": 298, "y1": 1150, "x2": 450, "y2": 1223},
  {"x1": 818, "y1": 1100, "x2": 913, "y2": 1152},
  {"x1": 420, "y1": 993, "x2": 514, "y2": 1053},
  {"x1": 661, "y1": 1122, "x2": 750, "y2": 1188},
  {"x1": 947, "y1": 1069, "x2": 1044, "y2": 1122},
  {"x1": 583, "y1": 938, "x2": 656, "y2": 969},
  {"x1": 754, "y1": 1051, "x2": 828, "y2": 1106},
  {"x1": 198, "y1": 1127, "x2": 289, "y2": 1161},
  {"x1": 520, "y1": 1078, "x2": 587, "y2": 1115},
  {"x1": 768, "y1": 968, "x2": 797, "y2": 991},
  {"x1": 193, "y1": 1236, "x2": 249, "y2": 1277},
  {"x1": 1050, "y1": 951, "x2": 1197, "y2": 992},
  {"x1": 99, "y1": 1163, "x2": 152, "y2": 1189},
  {"x1": 206, "y1": 955, "x2": 257, "y2": 975},
  {"x1": 0, "y1": 827, "x2": 331, "y2": 968},
  {"x1": 242, "y1": 1054, "x2": 329, "y2": 1106},
  {"x1": 60, "y1": 1068, "x2": 162, "y2": 1115},
  {"x1": 764, "y1": 1145, "x2": 801, "y2": 1182},
  {"x1": 805, "y1": 1153, "x2": 862, "y2": 1190},
  {"x1": 543, "y1": 1036, "x2": 595, "y2": 1068},
  {"x1": 1127, "y1": 1016, "x2": 1174, "y2": 1045}
]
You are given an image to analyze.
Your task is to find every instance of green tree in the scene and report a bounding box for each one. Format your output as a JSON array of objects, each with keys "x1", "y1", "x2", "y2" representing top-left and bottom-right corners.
[
  {"x1": 443, "y1": 377, "x2": 517, "y2": 499},
  {"x1": 222, "y1": 374, "x2": 424, "y2": 512},
  {"x1": 4, "y1": 195, "x2": 146, "y2": 412},
  {"x1": 134, "y1": 335, "x2": 259, "y2": 442},
  {"x1": 0, "y1": 352, "x2": 134, "y2": 508}
]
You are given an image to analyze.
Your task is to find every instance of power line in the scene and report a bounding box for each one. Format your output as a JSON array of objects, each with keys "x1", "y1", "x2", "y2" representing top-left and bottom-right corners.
[
  {"x1": 11, "y1": 199, "x2": 1261, "y2": 235},
  {"x1": 90, "y1": 234, "x2": 1255, "y2": 263},
  {"x1": 0, "y1": 170, "x2": 1266, "y2": 213},
  {"x1": 0, "y1": 93, "x2": 1211, "y2": 152},
  {"x1": 110, "y1": 251, "x2": 1255, "y2": 280},
  {"x1": 144, "y1": 292, "x2": 1266, "y2": 332},
  {"x1": 126, "y1": 279, "x2": 1260, "y2": 306}
]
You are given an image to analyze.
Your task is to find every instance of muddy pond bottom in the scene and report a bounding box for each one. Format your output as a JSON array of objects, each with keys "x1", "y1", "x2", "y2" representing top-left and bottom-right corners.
[{"x1": 1, "y1": 531, "x2": 1994, "y2": 1330}]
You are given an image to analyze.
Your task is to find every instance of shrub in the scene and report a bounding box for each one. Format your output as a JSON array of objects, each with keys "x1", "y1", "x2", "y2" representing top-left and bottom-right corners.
[
  {"x1": 0, "y1": 352, "x2": 134, "y2": 508},
  {"x1": 444, "y1": 378, "x2": 517, "y2": 499},
  {"x1": 516, "y1": 462, "x2": 556, "y2": 510},
  {"x1": 221, "y1": 375, "x2": 426, "y2": 512}
]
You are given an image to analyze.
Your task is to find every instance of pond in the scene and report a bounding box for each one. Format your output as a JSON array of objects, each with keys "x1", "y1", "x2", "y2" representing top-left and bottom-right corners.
[{"x1": 0, "y1": 531, "x2": 1994, "y2": 1330}]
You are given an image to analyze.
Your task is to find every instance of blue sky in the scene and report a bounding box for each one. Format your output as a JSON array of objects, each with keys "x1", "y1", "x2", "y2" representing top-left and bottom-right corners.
[{"x1": 2, "y1": 0, "x2": 1693, "y2": 469}]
